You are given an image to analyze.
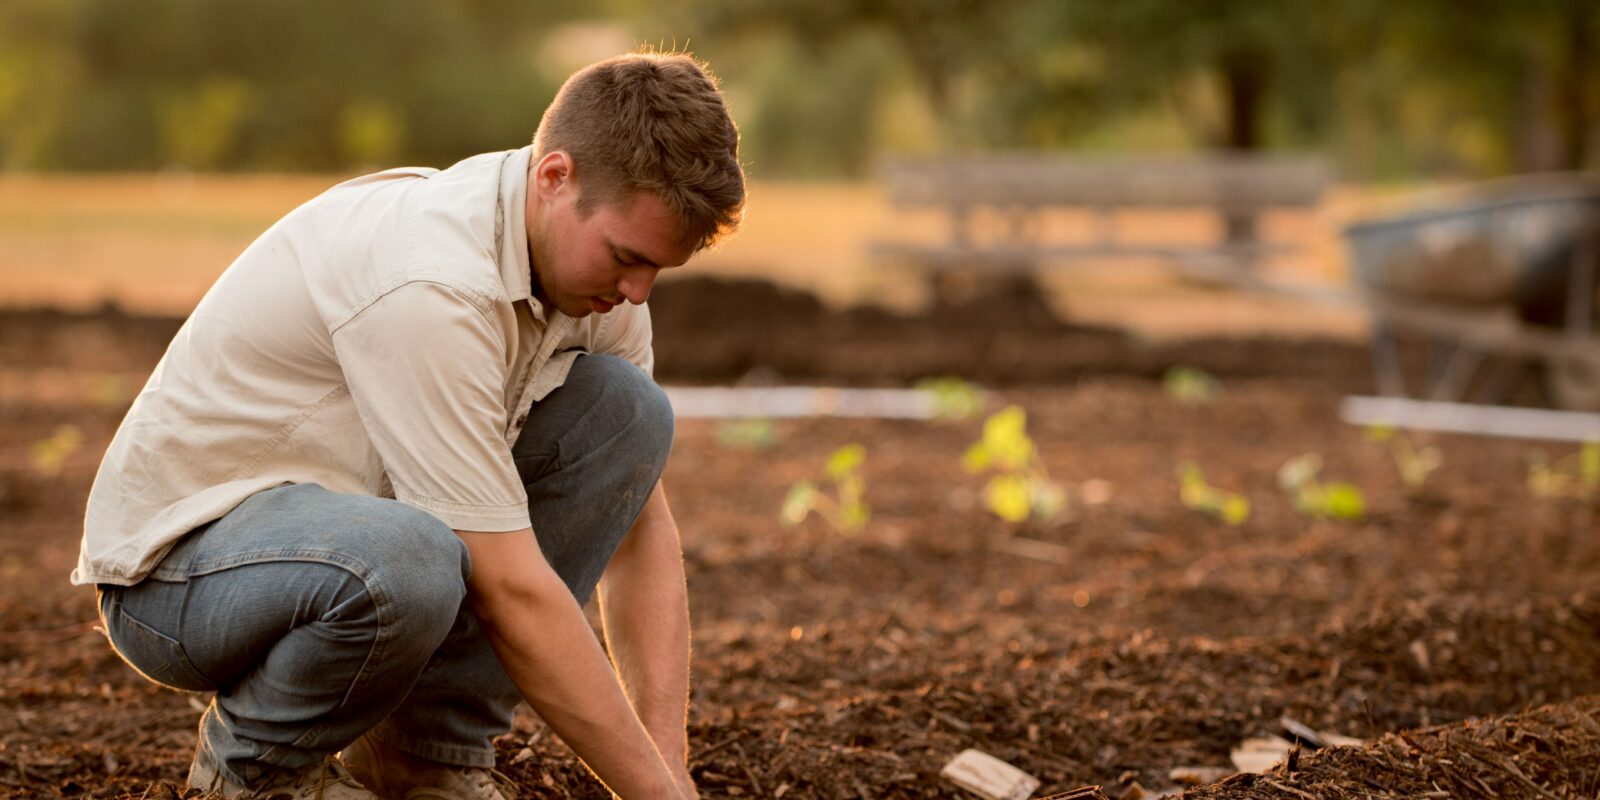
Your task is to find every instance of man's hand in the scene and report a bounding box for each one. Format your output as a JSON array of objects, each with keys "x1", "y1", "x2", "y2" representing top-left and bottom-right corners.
[{"x1": 456, "y1": 526, "x2": 685, "y2": 798}]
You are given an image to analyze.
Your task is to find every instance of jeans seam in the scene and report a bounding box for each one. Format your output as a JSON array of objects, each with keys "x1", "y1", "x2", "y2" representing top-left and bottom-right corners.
[
  {"x1": 185, "y1": 548, "x2": 382, "y2": 578},
  {"x1": 284, "y1": 559, "x2": 392, "y2": 751},
  {"x1": 183, "y1": 550, "x2": 388, "y2": 754}
]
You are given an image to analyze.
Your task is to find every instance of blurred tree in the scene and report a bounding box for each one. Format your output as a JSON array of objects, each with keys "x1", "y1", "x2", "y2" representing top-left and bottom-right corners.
[
  {"x1": 1380, "y1": 0, "x2": 1599, "y2": 171},
  {"x1": 0, "y1": 0, "x2": 84, "y2": 169},
  {"x1": 28, "y1": 0, "x2": 560, "y2": 170},
  {"x1": 0, "y1": 0, "x2": 1592, "y2": 177},
  {"x1": 1068, "y1": 0, "x2": 1347, "y2": 153}
]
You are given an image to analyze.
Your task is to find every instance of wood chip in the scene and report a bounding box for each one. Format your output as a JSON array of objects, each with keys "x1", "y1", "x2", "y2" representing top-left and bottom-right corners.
[
  {"x1": 1168, "y1": 765, "x2": 1233, "y2": 785},
  {"x1": 941, "y1": 749, "x2": 1042, "y2": 800},
  {"x1": 1230, "y1": 735, "x2": 1295, "y2": 773},
  {"x1": 1279, "y1": 715, "x2": 1326, "y2": 748},
  {"x1": 1317, "y1": 730, "x2": 1366, "y2": 748},
  {"x1": 1037, "y1": 787, "x2": 1110, "y2": 800}
]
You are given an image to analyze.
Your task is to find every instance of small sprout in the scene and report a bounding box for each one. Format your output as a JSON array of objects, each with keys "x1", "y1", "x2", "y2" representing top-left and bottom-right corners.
[
  {"x1": 781, "y1": 444, "x2": 870, "y2": 534},
  {"x1": 825, "y1": 443, "x2": 865, "y2": 479},
  {"x1": 915, "y1": 376, "x2": 986, "y2": 421},
  {"x1": 1178, "y1": 463, "x2": 1251, "y2": 525},
  {"x1": 1277, "y1": 453, "x2": 1366, "y2": 520},
  {"x1": 717, "y1": 417, "x2": 778, "y2": 451},
  {"x1": 30, "y1": 425, "x2": 85, "y2": 477},
  {"x1": 1364, "y1": 424, "x2": 1441, "y2": 493},
  {"x1": 1527, "y1": 441, "x2": 1600, "y2": 500},
  {"x1": 1163, "y1": 366, "x2": 1223, "y2": 405},
  {"x1": 964, "y1": 406, "x2": 1066, "y2": 523},
  {"x1": 780, "y1": 482, "x2": 818, "y2": 526}
]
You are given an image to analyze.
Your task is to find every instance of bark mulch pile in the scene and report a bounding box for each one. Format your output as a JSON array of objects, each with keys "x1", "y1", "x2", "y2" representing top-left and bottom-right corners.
[{"x1": 3, "y1": 286, "x2": 1598, "y2": 798}]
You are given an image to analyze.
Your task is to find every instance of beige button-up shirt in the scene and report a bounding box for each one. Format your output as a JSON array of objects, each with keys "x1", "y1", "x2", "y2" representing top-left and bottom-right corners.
[{"x1": 75, "y1": 147, "x2": 654, "y2": 586}]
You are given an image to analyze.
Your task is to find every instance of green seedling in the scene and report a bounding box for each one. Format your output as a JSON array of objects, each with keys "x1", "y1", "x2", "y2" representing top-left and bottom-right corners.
[
  {"x1": 1178, "y1": 463, "x2": 1251, "y2": 525},
  {"x1": 915, "y1": 376, "x2": 986, "y2": 421},
  {"x1": 1365, "y1": 424, "x2": 1442, "y2": 493},
  {"x1": 781, "y1": 444, "x2": 870, "y2": 533},
  {"x1": 1277, "y1": 453, "x2": 1366, "y2": 520},
  {"x1": 30, "y1": 424, "x2": 84, "y2": 477},
  {"x1": 716, "y1": 417, "x2": 778, "y2": 451},
  {"x1": 1527, "y1": 441, "x2": 1600, "y2": 500},
  {"x1": 963, "y1": 406, "x2": 1066, "y2": 523},
  {"x1": 1162, "y1": 366, "x2": 1222, "y2": 405}
]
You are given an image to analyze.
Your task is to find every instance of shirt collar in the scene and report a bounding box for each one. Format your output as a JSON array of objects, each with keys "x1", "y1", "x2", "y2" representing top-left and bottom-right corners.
[{"x1": 496, "y1": 146, "x2": 537, "y2": 310}]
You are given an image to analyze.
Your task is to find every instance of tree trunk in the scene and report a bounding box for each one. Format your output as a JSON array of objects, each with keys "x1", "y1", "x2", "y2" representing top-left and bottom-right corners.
[
  {"x1": 1220, "y1": 49, "x2": 1267, "y2": 151},
  {"x1": 1218, "y1": 49, "x2": 1268, "y2": 259},
  {"x1": 1552, "y1": 2, "x2": 1594, "y2": 170}
]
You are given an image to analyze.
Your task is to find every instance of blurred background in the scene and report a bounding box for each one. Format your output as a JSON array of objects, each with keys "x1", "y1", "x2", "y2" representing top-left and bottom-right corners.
[
  {"x1": 0, "y1": 0, "x2": 1596, "y2": 336},
  {"x1": 5, "y1": 7, "x2": 1600, "y2": 795}
]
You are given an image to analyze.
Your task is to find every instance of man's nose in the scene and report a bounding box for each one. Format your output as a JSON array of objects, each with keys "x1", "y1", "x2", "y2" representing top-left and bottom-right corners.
[{"x1": 617, "y1": 267, "x2": 656, "y2": 305}]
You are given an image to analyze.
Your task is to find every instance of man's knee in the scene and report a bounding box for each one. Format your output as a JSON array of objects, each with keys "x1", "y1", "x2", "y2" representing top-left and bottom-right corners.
[
  {"x1": 563, "y1": 354, "x2": 674, "y2": 462},
  {"x1": 345, "y1": 501, "x2": 470, "y2": 617}
]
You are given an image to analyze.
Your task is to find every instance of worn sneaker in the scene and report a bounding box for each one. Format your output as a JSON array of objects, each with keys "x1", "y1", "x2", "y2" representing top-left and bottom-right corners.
[
  {"x1": 341, "y1": 732, "x2": 516, "y2": 800},
  {"x1": 188, "y1": 749, "x2": 379, "y2": 799}
]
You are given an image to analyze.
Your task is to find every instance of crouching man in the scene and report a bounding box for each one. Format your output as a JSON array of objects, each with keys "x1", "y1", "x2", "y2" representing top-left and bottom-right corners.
[{"x1": 73, "y1": 51, "x2": 744, "y2": 800}]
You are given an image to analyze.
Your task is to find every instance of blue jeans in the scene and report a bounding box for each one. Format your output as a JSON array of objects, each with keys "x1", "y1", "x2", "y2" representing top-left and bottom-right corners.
[{"x1": 96, "y1": 354, "x2": 674, "y2": 786}]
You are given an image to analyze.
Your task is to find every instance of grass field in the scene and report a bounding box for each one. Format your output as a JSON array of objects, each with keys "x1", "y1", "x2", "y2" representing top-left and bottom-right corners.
[{"x1": 0, "y1": 172, "x2": 1380, "y2": 340}]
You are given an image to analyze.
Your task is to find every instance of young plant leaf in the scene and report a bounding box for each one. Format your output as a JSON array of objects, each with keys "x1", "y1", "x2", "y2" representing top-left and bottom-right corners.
[
  {"x1": 825, "y1": 444, "x2": 866, "y2": 480},
  {"x1": 1221, "y1": 495, "x2": 1251, "y2": 525},
  {"x1": 780, "y1": 482, "x2": 817, "y2": 527},
  {"x1": 984, "y1": 475, "x2": 1032, "y2": 523},
  {"x1": 1321, "y1": 483, "x2": 1366, "y2": 520}
]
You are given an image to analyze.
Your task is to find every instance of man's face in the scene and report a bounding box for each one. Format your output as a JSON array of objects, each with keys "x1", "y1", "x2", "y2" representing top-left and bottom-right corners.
[{"x1": 526, "y1": 153, "x2": 693, "y2": 318}]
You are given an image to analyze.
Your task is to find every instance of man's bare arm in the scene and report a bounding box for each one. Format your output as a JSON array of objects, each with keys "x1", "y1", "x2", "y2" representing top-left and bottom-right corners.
[
  {"x1": 456, "y1": 526, "x2": 684, "y2": 799},
  {"x1": 598, "y1": 482, "x2": 692, "y2": 779}
]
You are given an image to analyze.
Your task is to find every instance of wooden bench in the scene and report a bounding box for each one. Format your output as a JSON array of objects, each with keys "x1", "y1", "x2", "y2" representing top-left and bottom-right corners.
[{"x1": 870, "y1": 154, "x2": 1330, "y2": 294}]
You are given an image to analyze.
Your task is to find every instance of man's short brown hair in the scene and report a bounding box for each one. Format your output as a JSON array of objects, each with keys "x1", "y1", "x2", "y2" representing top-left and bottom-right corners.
[{"x1": 534, "y1": 51, "x2": 745, "y2": 251}]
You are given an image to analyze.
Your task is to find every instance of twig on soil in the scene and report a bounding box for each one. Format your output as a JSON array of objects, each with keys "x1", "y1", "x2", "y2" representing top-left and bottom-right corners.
[
  {"x1": 927, "y1": 707, "x2": 973, "y2": 733},
  {"x1": 732, "y1": 742, "x2": 764, "y2": 796},
  {"x1": 1460, "y1": 742, "x2": 1563, "y2": 800},
  {"x1": 846, "y1": 604, "x2": 902, "y2": 670},
  {"x1": 695, "y1": 733, "x2": 744, "y2": 760},
  {"x1": 990, "y1": 534, "x2": 1074, "y2": 566},
  {"x1": 1261, "y1": 777, "x2": 1319, "y2": 800}
]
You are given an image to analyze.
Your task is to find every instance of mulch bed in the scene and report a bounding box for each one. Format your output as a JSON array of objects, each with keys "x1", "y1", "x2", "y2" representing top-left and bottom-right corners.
[{"x1": 3, "y1": 281, "x2": 1597, "y2": 798}]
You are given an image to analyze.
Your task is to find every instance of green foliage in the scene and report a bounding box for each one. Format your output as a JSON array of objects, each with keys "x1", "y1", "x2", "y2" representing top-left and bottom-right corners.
[
  {"x1": 337, "y1": 99, "x2": 406, "y2": 167},
  {"x1": 1365, "y1": 424, "x2": 1442, "y2": 493},
  {"x1": 30, "y1": 425, "x2": 83, "y2": 477},
  {"x1": 716, "y1": 418, "x2": 779, "y2": 451},
  {"x1": 3, "y1": 0, "x2": 556, "y2": 170},
  {"x1": 1277, "y1": 453, "x2": 1366, "y2": 520},
  {"x1": 157, "y1": 77, "x2": 253, "y2": 168},
  {"x1": 963, "y1": 406, "x2": 1066, "y2": 523},
  {"x1": 915, "y1": 376, "x2": 985, "y2": 421},
  {"x1": 1177, "y1": 463, "x2": 1250, "y2": 525},
  {"x1": 1, "y1": 0, "x2": 1591, "y2": 175},
  {"x1": 1162, "y1": 366, "x2": 1223, "y2": 406},
  {"x1": 1527, "y1": 442, "x2": 1600, "y2": 500},
  {"x1": 781, "y1": 444, "x2": 870, "y2": 533}
]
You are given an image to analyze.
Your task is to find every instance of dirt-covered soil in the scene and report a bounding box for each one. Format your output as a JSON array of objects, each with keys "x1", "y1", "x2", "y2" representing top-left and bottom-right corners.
[{"x1": 3, "y1": 278, "x2": 1597, "y2": 799}]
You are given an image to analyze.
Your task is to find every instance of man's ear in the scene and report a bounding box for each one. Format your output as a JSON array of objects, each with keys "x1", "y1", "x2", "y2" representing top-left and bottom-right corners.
[{"x1": 532, "y1": 151, "x2": 574, "y2": 200}]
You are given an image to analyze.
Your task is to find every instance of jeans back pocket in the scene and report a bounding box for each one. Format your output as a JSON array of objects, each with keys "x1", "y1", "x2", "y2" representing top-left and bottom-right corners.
[{"x1": 99, "y1": 588, "x2": 214, "y2": 692}]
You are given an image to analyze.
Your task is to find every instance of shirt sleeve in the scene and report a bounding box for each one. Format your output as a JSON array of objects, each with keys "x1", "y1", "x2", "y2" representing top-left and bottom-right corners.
[
  {"x1": 597, "y1": 301, "x2": 656, "y2": 377},
  {"x1": 331, "y1": 281, "x2": 531, "y2": 532}
]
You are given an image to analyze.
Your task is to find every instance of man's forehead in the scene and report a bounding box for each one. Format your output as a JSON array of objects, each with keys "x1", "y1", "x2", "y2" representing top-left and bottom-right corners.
[{"x1": 603, "y1": 192, "x2": 693, "y2": 266}]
